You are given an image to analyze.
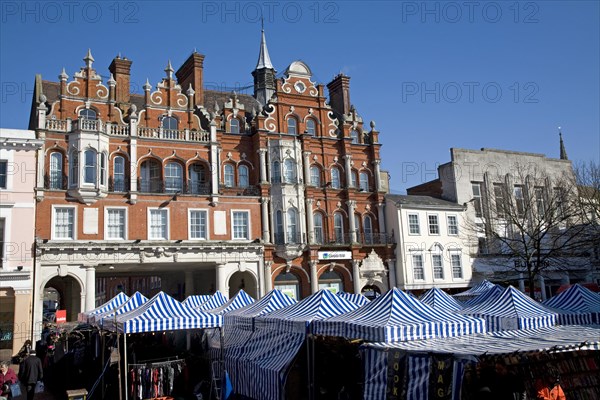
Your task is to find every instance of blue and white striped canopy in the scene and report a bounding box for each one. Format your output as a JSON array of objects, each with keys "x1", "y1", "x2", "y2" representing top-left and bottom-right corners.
[
  {"x1": 461, "y1": 284, "x2": 504, "y2": 307},
  {"x1": 102, "y1": 291, "x2": 222, "y2": 333},
  {"x1": 78, "y1": 292, "x2": 129, "y2": 322},
  {"x1": 460, "y1": 286, "x2": 557, "y2": 331},
  {"x1": 205, "y1": 289, "x2": 254, "y2": 315},
  {"x1": 419, "y1": 288, "x2": 463, "y2": 312},
  {"x1": 337, "y1": 291, "x2": 370, "y2": 307},
  {"x1": 194, "y1": 291, "x2": 228, "y2": 311},
  {"x1": 543, "y1": 284, "x2": 600, "y2": 325},
  {"x1": 182, "y1": 294, "x2": 211, "y2": 308},
  {"x1": 453, "y1": 280, "x2": 496, "y2": 298},
  {"x1": 223, "y1": 289, "x2": 297, "y2": 331},
  {"x1": 89, "y1": 291, "x2": 148, "y2": 327},
  {"x1": 312, "y1": 288, "x2": 486, "y2": 342},
  {"x1": 255, "y1": 289, "x2": 360, "y2": 334}
]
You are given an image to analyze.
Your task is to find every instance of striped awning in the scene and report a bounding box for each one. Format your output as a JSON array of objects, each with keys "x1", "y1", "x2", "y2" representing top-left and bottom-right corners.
[
  {"x1": 89, "y1": 292, "x2": 148, "y2": 327},
  {"x1": 311, "y1": 288, "x2": 486, "y2": 342},
  {"x1": 194, "y1": 291, "x2": 228, "y2": 311},
  {"x1": 78, "y1": 292, "x2": 129, "y2": 322},
  {"x1": 419, "y1": 288, "x2": 462, "y2": 312},
  {"x1": 453, "y1": 280, "x2": 496, "y2": 298},
  {"x1": 102, "y1": 291, "x2": 222, "y2": 333},
  {"x1": 182, "y1": 294, "x2": 211, "y2": 308},
  {"x1": 461, "y1": 284, "x2": 504, "y2": 307},
  {"x1": 337, "y1": 292, "x2": 370, "y2": 307},
  {"x1": 205, "y1": 289, "x2": 254, "y2": 315},
  {"x1": 460, "y1": 286, "x2": 557, "y2": 331},
  {"x1": 255, "y1": 289, "x2": 360, "y2": 334},
  {"x1": 223, "y1": 289, "x2": 297, "y2": 331},
  {"x1": 543, "y1": 284, "x2": 600, "y2": 325}
]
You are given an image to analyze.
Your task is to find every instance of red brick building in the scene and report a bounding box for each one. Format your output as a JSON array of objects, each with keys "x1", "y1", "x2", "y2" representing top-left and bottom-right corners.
[{"x1": 30, "y1": 30, "x2": 394, "y2": 330}]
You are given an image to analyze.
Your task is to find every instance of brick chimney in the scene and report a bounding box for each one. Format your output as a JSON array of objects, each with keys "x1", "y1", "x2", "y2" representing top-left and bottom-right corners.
[
  {"x1": 327, "y1": 73, "x2": 351, "y2": 115},
  {"x1": 176, "y1": 52, "x2": 205, "y2": 106},
  {"x1": 108, "y1": 56, "x2": 132, "y2": 103}
]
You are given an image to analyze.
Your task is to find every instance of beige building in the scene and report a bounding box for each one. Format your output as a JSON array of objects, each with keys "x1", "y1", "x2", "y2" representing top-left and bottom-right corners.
[{"x1": 0, "y1": 129, "x2": 43, "y2": 358}]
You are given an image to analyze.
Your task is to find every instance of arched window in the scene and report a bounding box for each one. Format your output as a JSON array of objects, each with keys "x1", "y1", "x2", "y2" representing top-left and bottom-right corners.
[
  {"x1": 318, "y1": 270, "x2": 343, "y2": 293},
  {"x1": 287, "y1": 208, "x2": 298, "y2": 243},
  {"x1": 164, "y1": 162, "x2": 183, "y2": 193},
  {"x1": 334, "y1": 213, "x2": 344, "y2": 243},
  {"x1": 350, "y1": 130, "x2": 359, "y2": 144},
  {"x1": 49, "y1": 152, "x2": 63, "y2": 189},
  {"x1": 84, "y1": 149, "x2": 97, "y2": 184},
  {"x1": 351, "y1": 170, "x2": 358, "y2": 188},
  {"x1": 230, "y1": 118, "x2": 240, "y2": 134},
  {"x1": 284, "y1": 159, "x2": 296, "y2": 184},
  {"x1": 354, "y1": 214, "x2": 361, "y2": 240},
  {"x1": 331, "y1": 167, "x2": 341, "y2": 189},
  {"x1": 271, "y1": 161, "x2": 281, "y2": 183},
  {"x1": 310, "y1": 165, "x2": 321, "y2": 187},
  {"x1": 113, "y1": 156, "x2": 125, "y2": 192},
  {"x1": 238, "y1": 165, "x2": 249, "y2": 188},
  {"x1": 364, "y1": 215, "x2": 373, "y2": 244},
  {"x1": 224, "y1": 164, "x2": 235, "y2": 187},
  {"x1": 100, "y1": 152, "x2": 107, "y2": 186},
  {"x1": 306, "y1": 119, "x2": 316, "y2": 135},
  {"x1": 189, "y1": 163, "x2": 207, "y2": 194},
  {"x1": 79, "y1": 109, "x2": 97, "y2": 120},
  {"x1": 359, "y1": 172, "x2": 369, "y2": 191},
  {"x1": 140, "y1": 159, "x2": 161, "y2": 193},
  {"x1": 275, "y1": 210, "x2": 284, "y2": 244},
  {"x1": 69, "y1": 151, "x2": 78, "y2": 187},
  {"x1": 275, "y1": 272, "x2": 300, "y2": 300},
  {"x1": 287, "y1": 118, "x2": 297, "y2": 134},
  {"x1": 162, "y1": 116, "x2": 178, "y2": 130},
  {"x1": 313, "y1": 212, "x2": 324, "y2": 244}
]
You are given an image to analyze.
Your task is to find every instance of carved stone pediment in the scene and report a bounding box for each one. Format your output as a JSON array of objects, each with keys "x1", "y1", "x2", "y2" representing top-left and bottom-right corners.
[{"x1": 360, "y1": 249, "x2": 386, "y2": 279}]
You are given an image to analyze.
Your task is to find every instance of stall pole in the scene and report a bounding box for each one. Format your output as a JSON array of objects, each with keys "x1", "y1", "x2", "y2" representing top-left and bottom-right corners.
[
  {"x1": 124, "y1": 333, "x2": 129, "y2": 400},
  {"x1": 101, "y1": 333, "x2": 105, "y2": 400},
  {"x1": 117, "y1": 332, "x2": 122, "y2": 400}
]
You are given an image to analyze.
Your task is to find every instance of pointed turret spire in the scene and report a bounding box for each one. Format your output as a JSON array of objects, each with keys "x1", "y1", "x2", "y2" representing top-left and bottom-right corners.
[
  {"x1": 165, "y1": 60, "x2": 174, "y2": 79},
  {"x1": 252, "y1": 26, "x2": 276, "y2": 106},
  {"x1": 255, "y1": 27, "x2": 274, "y2": 70},
  {"x1": 559, "y1": 128, "x2": 568, "y2": 160},
  {"x1": 84, "y1": 49, "x2": 94, "y2": 68}
]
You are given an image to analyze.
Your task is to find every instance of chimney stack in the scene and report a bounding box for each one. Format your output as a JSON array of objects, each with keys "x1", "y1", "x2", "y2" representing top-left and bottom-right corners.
[
  {"x1": 176, "y1": 52, "x2": 205, "y2": 107},
  {"x1": 109, "y1": 56, "x2": 132, "y2": 103},
  {"x1": 327, "y1": 73, "x2": 351, "y2": 115}
]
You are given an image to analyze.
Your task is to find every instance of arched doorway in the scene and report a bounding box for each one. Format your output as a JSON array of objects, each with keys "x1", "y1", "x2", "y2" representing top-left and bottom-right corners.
[
  {"x1": 44, "y1": 276, "x2": 82, "y2": 322},
  {"x1": 361, "y1": 284, "x2": 381, "y2": 301},
  {"x1": 228, "y1": 271, "x2": 257, "y2": 299},
  {"x1": 274, "y1": 272, "x2": 300, "y2": 300},
  {"x1": 318, "y1": 270, "x2": 344, "y2": 294}
]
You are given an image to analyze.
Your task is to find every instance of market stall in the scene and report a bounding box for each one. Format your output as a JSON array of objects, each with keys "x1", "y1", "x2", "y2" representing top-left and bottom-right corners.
[
  {"x1": 88, "y1": 292, "x2": 148, "y2": 328},
  {"x1": 78, "y1": 292, "x2": 129, "y2": 323},
  {"x1": 419, "y1": 288, "x2": 463, "y2": 312},
  {"x1": 543, "y1": 283, "x2": 600, "y2": 325},
  {"x1": 337, "y1": 291, "x2": 370, "y2": 307}
]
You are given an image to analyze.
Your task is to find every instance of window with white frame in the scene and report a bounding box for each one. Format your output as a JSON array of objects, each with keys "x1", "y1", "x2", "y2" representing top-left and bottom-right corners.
[
  {"x1": 306, "y1": 119, "x2": 316, "y2": 135},
  {"x1": 69, "y1": 151, "x2": 78, "y2": 187},
  {"x1": 451, "y1": 253, "x2": 463, "y2": 278},
  {"x1": 310, "y1": 166, "x2": 321, "y2": 187},
  {"x1": 428, "y1": 214, "x2": 439, "y2": 235},
  {"x1": 432, "y1": 254, "x2": 444, "y2": 279},
  {"x1": 106, "y1": 208, "x2": 126, "y2": 239},
  {"x1": 287, "y1": 118, "x2": 297, "y2": 134},
  {"x1": 271, "y1": 161, "x2": 281, "y2": 183},
  {"x1": 113, "y1": 156, "x2": 125, "y2": 192},
  {"x1": 354, "y1": 214, "x2": 361, "y2": 240},
  {"x1": 165, "y1": 162, "x2": 183, "y2": 193},
  {"x1": 224, "y1": 164, "x2": 235, "y2": 187},
  {"x1": 189, "y1": 163, "x2": 207, "y2": 194},
  {"x1": 334, "y1": 212, "x2": 344, "y2": 243},
  {"x1": 331, "y1": 167, "x2": 341, "y2": 189},
  {"x1": 238, "y1": 165, "x2": 249, "y2": 188},
  {"x1": 287, "y1": 208, "x2": 298, "y2": 243},
  {"x1": 84, "y1": 149, "x2": 97, "y2": 184},
  {"x1": 514, "y1": 185, "x2": 525, "y2": 217},
  {"x1": 232, "y1": 211, "x2": 249, "y2": 240},
  {"x1": 284, "y1": 159, "x2": 296, "y2": 184},
  {"x1": 471, "y1": 182, "x2": 482, "y2": 217},
  {"x1": 408, "y1": 214, "x2": 420, "y2": 234},
  {"x1": 313, "y1": 212, "x2": 324, "y2": 244},
  {"x1": 49, "y1": 152, "x2": 63, "y2": 189},
  {"x1": 359, "y1": 172, "x2": 369, "y2": 191},
  {"x1": 350, "y1": 170, "x2": 358, "y2": 188},
  {"x1": 148, "y1": 209, "x2": 168, "y2": 240},
  {"x1": 162, "y1": 116, "x2": 178, "y2": 130},
  {"x1": 229, "y1": 118, "x2": 240, "y2": 134},
  {"x1": 54, "y1": 207, "x2": 75, "y2": 239},
  {"x1": 0, "y1": 161, "x2": 6, "y2": 189},
  {"x1": 412, "y1": 254, "x2": 424, "y2": 280},
  {"x1": 189, "y1": 210, "x2": 208, "y2": 240},
  {"x1": 447, "y1": 215, "x2": 459, "y2": 235},
  {"x1": 79, "y1": 108, "x2": 97, "y2": 120}
]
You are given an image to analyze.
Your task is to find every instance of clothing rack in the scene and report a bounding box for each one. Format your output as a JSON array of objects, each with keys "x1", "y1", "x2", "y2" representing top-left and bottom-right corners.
[{"x1": 129, "y1": 358, "x2": 184, "y2": 368}]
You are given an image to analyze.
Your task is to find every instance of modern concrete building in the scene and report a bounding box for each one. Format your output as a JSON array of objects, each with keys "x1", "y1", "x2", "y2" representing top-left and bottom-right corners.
[{"x1": 0, "y1": 128, "x2": 43, "y2": 358}]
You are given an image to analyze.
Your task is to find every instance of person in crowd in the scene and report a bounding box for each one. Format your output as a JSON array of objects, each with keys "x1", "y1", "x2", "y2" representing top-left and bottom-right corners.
[
  {"x1": 535, "y1": 376, "x2": 566, "y2": 400},
  {"x1": 18, "y1": 351, "x2": 43, "y2": 400},
  {"x1": 0, "y1": 360, "x2": 18, "y2": 399}
]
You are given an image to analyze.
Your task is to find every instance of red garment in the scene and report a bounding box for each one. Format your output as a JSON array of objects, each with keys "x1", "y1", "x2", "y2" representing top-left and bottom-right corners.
[
  {"x1": 536, "y1": 383, "x2": 566, "y2": 400},
  {"x1": 0, "y1": 368, "x2": 18, "y2": 396}
]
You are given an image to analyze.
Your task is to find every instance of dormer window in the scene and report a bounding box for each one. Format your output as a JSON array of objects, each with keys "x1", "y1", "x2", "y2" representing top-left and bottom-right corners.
[
  {"x1": 306, "y1": 119, "x2": 316, "y2": 135},
  {"x1": 162, "y1": 116, "x2": 178, "y2": 130},
  {"x1": 350, "y1": 130, "x2": 359, "y2": 144},
  {"x1": 79, "y1": 109, "x2": 97, "y2": 120},
  {"x1": 230, "y1": 118, "x2": 240, "y2": 134},
  {"x1": 287, "y1": 118, "x2": 297, "y2": 135}
]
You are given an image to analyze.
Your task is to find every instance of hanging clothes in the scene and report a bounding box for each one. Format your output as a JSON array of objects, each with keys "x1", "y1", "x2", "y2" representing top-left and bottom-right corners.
[{"x1": 128, "y1": 359, "x2": 185, "y2": 400}]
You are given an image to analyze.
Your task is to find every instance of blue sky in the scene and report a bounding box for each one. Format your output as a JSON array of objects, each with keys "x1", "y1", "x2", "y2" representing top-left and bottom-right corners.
[{"x1": 1, "y1": 1, "x2": 598, "y2": 193}]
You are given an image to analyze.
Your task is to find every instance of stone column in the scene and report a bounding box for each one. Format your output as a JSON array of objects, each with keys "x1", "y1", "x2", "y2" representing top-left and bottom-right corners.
[
  {"x1": 343, "y1": 155, "x2": 353, "y2": 188},
  {"x1": 347, "y1": 200, "x2": 357, "y2": 243},
  {"x1": 305, "y1": 198, "x2": 314, "y2": 243},
  {"x1": 129, "y1": 113, "x2": 138, "y2": 192},
  {"x1": 373, "y1": 160, "x2": 382, "y2": 192},
  {"x1": 386, "y1": 259, "x2": 397, "y2": 290},
  {"x1": 309, "y1": 260, "x2": 319, "y2": 294},
  {"x1": 264, "y1": 261, "x2": 273, "y2": 292},
  {"x1": 377, "y1": 202, "x2": 386, "y2": 235},
  {"x1": 518, "y1": 273, "x2": 525, "y2": 292},
  {"x1": 303, "y1": 151, "x2": 311, "y2": 185},
  {"x1": 538, "y1": 275, "x2": 547, "y2": 301},
  {"x1": 261, "y1": 197, "x2": 271, "y2": 243},
  {"x1": 210, "y1": 121, "x2": 220, "y2": 197},
  {"x1": 215, "y1": 262, "x2": 228, "y2": 294},
  {"x1": 258, "y1": 148, "x2": 268, "y2": 183},
  {"x1": 85, "y1": 266, "x2": 96, "y2": 311},
  {"x1": 352, "y1": 260, "x2": 361, "y2": 294},
  {"x1": 184, "y1": 270, "x2": 194, "y2": 296}
]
